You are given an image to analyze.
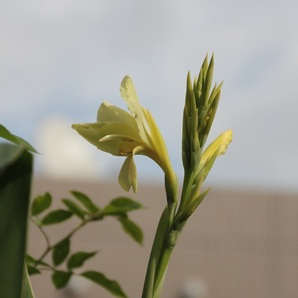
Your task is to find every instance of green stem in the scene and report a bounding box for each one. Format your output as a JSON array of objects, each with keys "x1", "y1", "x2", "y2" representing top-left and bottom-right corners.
[
  {"x1": 142, "y1": 204, "x2": 177, "y2": 298},
  {"x1": 152, "y1": 226, "x2": 180, "y2": 296},
  {"x1": 142, "y1": 172, "x2": 178, "y2": 298},
  {"x1": 152, "y1": 247, "x2": 173, "y2": 297},
  {"x1": 142, "y1": 207, "x2": 169, "y2": 298}
]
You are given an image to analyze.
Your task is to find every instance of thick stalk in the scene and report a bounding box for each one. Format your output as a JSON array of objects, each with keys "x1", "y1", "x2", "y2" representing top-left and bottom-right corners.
[
  {"x1": 142, "y1": 173, "x2": 177, "y2": 298},
  {"x1": 152, "y1": 227, "x2": 180, "y2": 296},
  {"x1": 142, "y1": 204, "x2": 177, "y2": 298},
  {"x1": 141, "y1": 207, "x2": 170, "y2": 298}
]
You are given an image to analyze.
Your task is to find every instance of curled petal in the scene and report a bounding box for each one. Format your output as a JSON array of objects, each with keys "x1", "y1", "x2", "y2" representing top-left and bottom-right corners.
[
  {"x1": 99, "y1": 134, "x2": 144, "y2": 155},
  {"x1": 118, "y1": 153, "x2": 137, "y2": 193}
]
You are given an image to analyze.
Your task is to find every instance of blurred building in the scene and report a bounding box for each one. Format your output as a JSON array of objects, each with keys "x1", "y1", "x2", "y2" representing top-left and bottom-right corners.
[{"x1": 28, "y1": 178, "x2": 298, "y2": 298}]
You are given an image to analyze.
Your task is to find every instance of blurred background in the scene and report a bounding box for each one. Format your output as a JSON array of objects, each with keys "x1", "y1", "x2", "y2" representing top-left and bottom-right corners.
[
  {"x1": 1, "y1": 0, "x2": 298, "y2": 190},
  {"x1": 1, "y1": 0, "x2": 298, "y2": 297}
]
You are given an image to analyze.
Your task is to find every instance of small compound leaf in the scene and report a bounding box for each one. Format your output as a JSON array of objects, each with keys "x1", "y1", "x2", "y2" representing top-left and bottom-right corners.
[
  {"x1": 81, "y1": 271, "x2": 127, "y2": 298},
  {"x1": 70, "y1": 191, "x2": 99, "y2": 213},
  {"x1": 118, "y1": 217, "x2": 143, "y2": 244},
  {"x1": 31, "y1": 193, "x2": 52, "y2": 216},
  {"x1": 67, "y1": 251, "x2": 97, "y2": 270},
  {"x1": 52, "y1": 271, "x2": 72, "y2": 289},
  {"x1": 62, "y1": 198, "x2": 85, "y2": 220},
  {"x1": 103, "y1": 197, "x2": 142, "y2": 215},
  {"x1": 52, "y1": 238, "x2": 70, "y2": 266},
  {"x1": 41, "y1": 209, "x2": 72, "y2": 225}
]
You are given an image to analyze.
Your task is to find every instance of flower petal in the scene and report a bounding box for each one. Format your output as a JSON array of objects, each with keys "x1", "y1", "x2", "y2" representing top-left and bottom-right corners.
[
  {"x1": 120, "y1": 76, "x2": 147, "y2": 140},
  {"x1": 141, "y1": 107, "x2": 173, "y2": 175},
  {"x1": 118, "y1": 153, "x2": 137, "y2": 193},
  {"x1": 72, "y1": 122, "x2": 143, "y2": 155},
  {"x1": 97, "y1": 101, "x2": 138, "y2": 130},
  {"x1": 72, "y1": 122, "x2": 106, "y2": 148},
  {"x1": 99, "y1": 134, "x2": 144, "y2": 155},
  {"x1": 197, "y1": 129, "x2": 233, "y2": 175}
]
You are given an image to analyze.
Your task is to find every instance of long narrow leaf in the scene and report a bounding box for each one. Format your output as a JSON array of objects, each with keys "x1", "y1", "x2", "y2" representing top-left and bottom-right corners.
[
  {"x1": 0, "y1": 124, "x2": 38, "y2": 153},
  {"x1": 0, "y1": 144, "x2": 33, "y2": 298}
]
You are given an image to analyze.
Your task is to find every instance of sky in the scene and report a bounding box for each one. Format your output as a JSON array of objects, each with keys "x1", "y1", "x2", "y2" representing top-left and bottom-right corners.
[{"x1": 1, "y1": 0, "x2": 298, "y2": 192}]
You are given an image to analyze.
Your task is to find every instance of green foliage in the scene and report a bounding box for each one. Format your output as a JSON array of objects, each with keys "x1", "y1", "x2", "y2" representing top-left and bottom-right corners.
[
  {"x1": 31, "y1": 193, "x2": 52, "y2": 216},
  {"x1": 81, "y1": 271, "x2": 128, "y2": 298},
  {"x1": 118, "y1": 216, "x2": 143, "y2": 244},
  {"x1": 51, "y1": 271, "x2": 72, "y2": 289},
  {"x1": 62, "y1": 198, "x2": 86, "y2": 220},
  {"x1": 41, "y1": 209, "x2": 73, "y2": 225},
  {"x1": 70, "y1": 190, "x2": 99, "y2": 213},
  {"x1": 52, "y1": 238, "x2": 71, "y2": 266},
  {"x1": 28, "y1": 190, "x2": 143, "y2": 296},
  {"x1": 67, "y1": 251, "x2": 97, "y2": 270},
  {"x1": 103, "y1": 197, "x2": 143, "y2": 215}
]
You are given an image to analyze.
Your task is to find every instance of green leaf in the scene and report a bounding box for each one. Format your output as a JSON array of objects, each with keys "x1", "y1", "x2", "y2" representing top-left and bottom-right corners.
[
  {"x1": 41, "y1": 209, "x2": 72, "y2": 225},
  {"x1": 118, "y1": 217, "x2": 143, "y2": 244},
  {"x1": 62, "y1": 198, "x2": 85, "y2": 220},
  {"x1": 52, "y1": 238, "x2": 70, "y2": 266},
  {"x1": 27, "y1": 265, "x2": 41, "y2": 276},
  {"x1": 103, "y1": 197, "x2": 142, "y2": 215},
  {"x1": 0, "y1": 144, "x2": 33, "y2": 298},
  {"x1": 67, "y1": 251, "x2": 97, "y2": 270},
  {"x1": 81, "y1": 271, "x2": 127, "y2": 298},
  {"x1": 52, "y1": 271, "x2": 72, "y2": 289},
  {"x1": 70, "y1": 191, "x2": 99, "y2": 213},
  {"x1": 31, "y1": 193, "x2": 52, "y2": 216},
  {"x1": 173, "y1": 188, "x2": 210, "y2": 230},
  {"x1": 0, "y1": 124, "x2": 38, "y2": 153}
]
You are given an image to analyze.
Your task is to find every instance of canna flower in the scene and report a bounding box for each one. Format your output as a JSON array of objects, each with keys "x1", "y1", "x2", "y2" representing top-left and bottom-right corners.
[{"x1": 72, "y1": 76, "x2": 176, "y2": 194}]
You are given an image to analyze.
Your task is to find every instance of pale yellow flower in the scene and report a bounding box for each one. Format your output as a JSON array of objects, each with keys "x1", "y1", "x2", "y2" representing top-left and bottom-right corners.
[{"x1": 72, "y1": 76, "x2": 175, "y2": 193}]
